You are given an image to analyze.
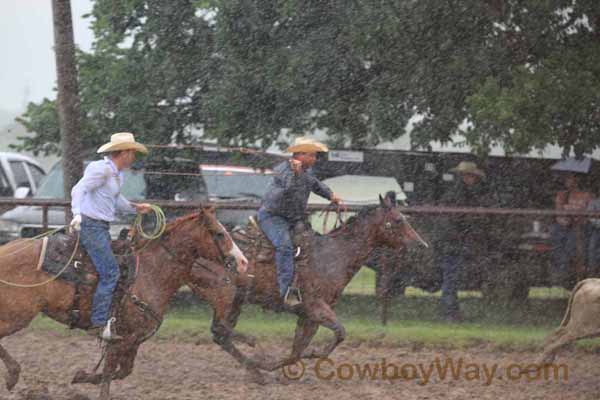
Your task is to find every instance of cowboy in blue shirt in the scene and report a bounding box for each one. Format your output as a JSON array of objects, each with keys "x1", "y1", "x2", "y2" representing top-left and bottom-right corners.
[
  {"x1": 258, "y1": 138, "x2": 341, "y2": 306},
  {"x1": 70, "y1": 132, "x2": 152, "y2": 340}
]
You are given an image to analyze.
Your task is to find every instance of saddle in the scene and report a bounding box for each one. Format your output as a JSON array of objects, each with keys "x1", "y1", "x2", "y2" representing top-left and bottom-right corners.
[
  {"x1": 38, "y1": 233, "x2": 137, "y2": 328},
  {"x1": 231, "y1": 216, "x2": 315, "y2": 296}
]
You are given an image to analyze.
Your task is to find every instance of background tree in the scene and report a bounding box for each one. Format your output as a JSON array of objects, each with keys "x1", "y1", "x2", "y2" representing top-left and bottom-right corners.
[
  {"x1": 18, "y1": 0, "x2": 218, "y2": 155},
  {"x1": 51, "y1": 0, "x2": 84, "y2": 220},
  {"x1": 17, "y1": 0, "x2": 600, "y2": 158}
]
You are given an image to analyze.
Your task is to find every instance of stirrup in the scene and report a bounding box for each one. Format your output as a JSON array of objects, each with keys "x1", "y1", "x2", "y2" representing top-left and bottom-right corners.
[
  {"x1": 284, "y1": 287, "x2": 303, "y2": 306},
  {"x1": 90, "y1": 318, "x2": 123, "y2": 342}
]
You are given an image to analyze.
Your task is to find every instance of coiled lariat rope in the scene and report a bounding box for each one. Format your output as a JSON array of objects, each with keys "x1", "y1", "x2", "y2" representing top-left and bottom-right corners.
[{"x1": 133, "y1": 204, "x2": 166, "y2": 240}]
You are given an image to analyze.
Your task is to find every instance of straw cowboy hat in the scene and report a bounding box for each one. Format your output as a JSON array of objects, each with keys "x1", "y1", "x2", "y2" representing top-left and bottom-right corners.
[
  {"x1": 286, "y1": 137, "x2": 329, "y2": 153},
  {"x1": 96, "y1": 132, "x2": 148, "y2": 154},
  {"x1": 450, "y1": 161, "x2": 485, "y2": 177}
]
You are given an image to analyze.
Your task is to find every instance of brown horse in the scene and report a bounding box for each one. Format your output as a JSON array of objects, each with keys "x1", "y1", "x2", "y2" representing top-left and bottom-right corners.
[
  {"x1": 0, "y1": 206, "x2": 247, "y2": 400},
  {"x1": 191, "y1": 195, "x2": 424, "y2": 382}
]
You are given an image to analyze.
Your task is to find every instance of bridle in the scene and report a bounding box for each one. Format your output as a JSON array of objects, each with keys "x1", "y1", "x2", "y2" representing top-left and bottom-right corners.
[
  {"x1": 382, "y1": 207, "x2": 429, "y2": 248},
  {"x1": 157, "y1": 215, "x2": 237, "y2": 278}
]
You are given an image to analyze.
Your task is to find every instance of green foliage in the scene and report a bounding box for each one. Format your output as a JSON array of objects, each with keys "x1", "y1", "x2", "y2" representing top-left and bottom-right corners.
[
  {"x1": 20, "y1": 0, "x2": 218, "y2": 154},
  {"x1": 14, "y1": 99, "x2": 61, "y2": 156},
  {"x1": 17, "y1": 0, "x2": 600, "y2": 156}
]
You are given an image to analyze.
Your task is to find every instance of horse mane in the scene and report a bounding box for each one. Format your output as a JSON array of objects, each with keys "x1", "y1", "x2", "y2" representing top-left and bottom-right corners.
[
  {"x1": 327, "y1": 205, "x2": 379, "y2": 235},
  {"x1": 162, "y1": 211, "x2": 201, "y2": 235}
]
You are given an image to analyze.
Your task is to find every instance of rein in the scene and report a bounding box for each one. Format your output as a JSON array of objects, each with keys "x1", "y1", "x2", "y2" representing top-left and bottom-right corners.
[{"x1": 321, "y1": 202, "x2": 348, "y2": 235}]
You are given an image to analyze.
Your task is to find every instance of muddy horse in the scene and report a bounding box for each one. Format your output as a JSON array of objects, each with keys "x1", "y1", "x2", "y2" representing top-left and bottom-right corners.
[
  {"x1": 191, "y1": 195, "x2": 425, "y2": 382},
  {"x1": 0, "y1": 206, "x2": 247, "y2": 400}
]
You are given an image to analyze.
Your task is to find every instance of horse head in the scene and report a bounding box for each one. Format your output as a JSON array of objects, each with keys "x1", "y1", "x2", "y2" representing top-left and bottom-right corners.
[
  {"x1": 164, "y1": 206, "x2": 248, "y2": 278},
  {"x1": 372, "y1": 194, "x2": 428, "y2": 250}
]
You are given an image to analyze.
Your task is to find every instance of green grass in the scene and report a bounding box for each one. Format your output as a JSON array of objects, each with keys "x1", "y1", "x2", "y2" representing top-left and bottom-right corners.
[
  {"x1": 27, "y1": 289, "x2": 595, "y2": 351},
  {"x1": 344, "y1": 266, "x2": 571, "y2": 299},
  {"x1": 26, "y1": 269, "x2": 578, "y2": 350}
]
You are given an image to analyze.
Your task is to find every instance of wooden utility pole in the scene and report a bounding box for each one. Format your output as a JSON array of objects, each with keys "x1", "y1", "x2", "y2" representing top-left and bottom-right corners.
[{"x1": 51, "y1": 0, "x2": 83, "y2": 223}]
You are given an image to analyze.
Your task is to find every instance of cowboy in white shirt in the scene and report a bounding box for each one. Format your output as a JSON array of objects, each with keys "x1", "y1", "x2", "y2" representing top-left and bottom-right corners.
[{"x1": 70, "y1": 132, "x2": 152, "y2": 340}]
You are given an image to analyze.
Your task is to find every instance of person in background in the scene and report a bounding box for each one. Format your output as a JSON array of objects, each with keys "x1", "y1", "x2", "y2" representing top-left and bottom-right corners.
[
  {"x1": 435, "y1": 161, "x2": 494, "y2": 322},
  {"x1": 586, "y1": 185, "x2": 600, "y2": 277},
  {"x1": 550, "y1": 172, "x2": 592, "y2": 283}
]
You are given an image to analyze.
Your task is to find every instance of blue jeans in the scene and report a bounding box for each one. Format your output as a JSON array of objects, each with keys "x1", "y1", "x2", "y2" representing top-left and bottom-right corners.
[
  {"x1": 257, "y1": 208, "x2": 294, "y2": 298},
  {"x1": 550, "y1": 224, "x2": 577, "y2": 279},
  {"x1": 440, "y1": 254, "x2": 462, "y2": 315},
  {"x1": 80, "y1": 216, "x2": 120, "y2": 326},
  {"x1": 589, "y1": 227, "x2": 600, "y2": 271}
]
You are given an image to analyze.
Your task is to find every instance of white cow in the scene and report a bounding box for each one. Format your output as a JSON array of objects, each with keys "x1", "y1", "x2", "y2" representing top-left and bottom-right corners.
[{"x1": 540, "y1": 278, "x2": 600, "y2": 364}]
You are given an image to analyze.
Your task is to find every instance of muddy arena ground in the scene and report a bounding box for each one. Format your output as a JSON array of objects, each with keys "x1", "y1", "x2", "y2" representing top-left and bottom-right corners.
[{"x1": 0, "y1": 331, "x2": 598, "y2": 400}]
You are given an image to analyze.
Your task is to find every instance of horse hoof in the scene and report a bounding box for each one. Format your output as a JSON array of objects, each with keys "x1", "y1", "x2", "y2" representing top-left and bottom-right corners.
[
  {"x1": 71, "y1": 369, "x2": 88, "y2": 384},
  {"x1": 245, "y1": 335, "x2": 257, "y2": 347},
  {"x1": 246, "y1": 369, "x2": 266, "y2": 385},
  {"x1": 5, "y1": 371, "x2": 19, "y2": 391}
]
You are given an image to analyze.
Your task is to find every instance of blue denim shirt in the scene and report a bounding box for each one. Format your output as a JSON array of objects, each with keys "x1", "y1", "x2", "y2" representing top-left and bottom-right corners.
[
  {"x1": 260, "y1": 160, "x2": 333, "y2": 222},
  {"x1": 71, "y1": 157, "x2": 136, "y2": 222}
]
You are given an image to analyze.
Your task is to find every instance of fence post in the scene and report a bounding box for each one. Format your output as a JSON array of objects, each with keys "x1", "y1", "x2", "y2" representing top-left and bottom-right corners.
[
  {"x1": 575, "y1": 224, "x2": 586, "y2": 281},
  {"x1": 42, "y1": 206, "x2": 49, "y2": 231}
]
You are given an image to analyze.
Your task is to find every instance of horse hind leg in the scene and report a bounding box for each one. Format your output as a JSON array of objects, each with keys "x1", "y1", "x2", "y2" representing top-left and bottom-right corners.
[{"x1": 538, "y1": 328, "x2": 600, "y2": 366}]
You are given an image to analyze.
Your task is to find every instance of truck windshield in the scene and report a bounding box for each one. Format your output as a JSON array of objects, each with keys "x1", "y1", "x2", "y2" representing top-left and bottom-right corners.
[{"x1": 204, "y1": 173, "x2": 272, "y2": 199}]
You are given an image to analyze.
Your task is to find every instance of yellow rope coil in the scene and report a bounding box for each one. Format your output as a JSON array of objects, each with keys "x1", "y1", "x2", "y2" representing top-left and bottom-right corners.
[{"x1": 133, "y1": 204, "x2": 166, "y2": 240}]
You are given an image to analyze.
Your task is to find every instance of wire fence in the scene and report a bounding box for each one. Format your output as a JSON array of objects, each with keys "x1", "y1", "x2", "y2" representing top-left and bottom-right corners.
[{"x1": 1, "y1": 197, "x2": 599, "y2": 324}]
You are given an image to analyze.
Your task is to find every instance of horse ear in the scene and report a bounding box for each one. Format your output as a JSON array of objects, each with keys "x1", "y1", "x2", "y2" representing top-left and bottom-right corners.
[
  {"x1": 201, "y1": 205, "x2": 215, "y2": 214},
  {"x1": 379, "y1": 194, "x2": 385, "y2": 206}
]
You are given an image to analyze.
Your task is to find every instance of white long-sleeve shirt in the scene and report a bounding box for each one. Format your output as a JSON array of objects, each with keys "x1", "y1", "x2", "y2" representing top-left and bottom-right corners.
[{"x1": 71, "y1": 157, "x2": 136, "y2": 222}]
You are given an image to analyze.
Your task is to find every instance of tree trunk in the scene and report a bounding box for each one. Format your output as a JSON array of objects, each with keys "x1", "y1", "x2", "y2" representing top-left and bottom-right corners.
[{"x1": 51, "y1": 0, "x2": 83, "y2": 224}]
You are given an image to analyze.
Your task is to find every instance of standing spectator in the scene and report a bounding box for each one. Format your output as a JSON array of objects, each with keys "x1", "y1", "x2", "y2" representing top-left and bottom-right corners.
[
  {"x1": 588, "y1": 188, "x2": 600, "y2": 277},
  {"x1": 436, "y1": 161, "x2": 494, "y2": 322},
  {"x1": 550, "y1": 172, "x2": 592, "y2": 284}
]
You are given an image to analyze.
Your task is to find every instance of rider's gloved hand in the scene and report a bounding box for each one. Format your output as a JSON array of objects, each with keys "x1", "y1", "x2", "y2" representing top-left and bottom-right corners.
[{"x1": 69, "y1": 214, "x2": 82, "y2": 232}]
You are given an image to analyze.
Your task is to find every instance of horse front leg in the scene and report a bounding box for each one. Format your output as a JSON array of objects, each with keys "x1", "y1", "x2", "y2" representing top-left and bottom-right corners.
[
  {"x1": 0, "y1": 343, "x2": 20, "y2": 391},
  {"x1": 72, "y1": 342, "x2": 121, "y2": 399},
  {"x1": 0, "y1": 311, "x2": 40, "y2": 391},
  {"x1": 72, "y1": 340, "x2": 140, "y2": 385},
  {"x1": 98, "y1": 346, "x2": 120, "y2": 400},
  {"x1": 251, "y1": 315, "x2": 319, "y2": 372},
  {"x1": 301, "y1": 301, "x2": 346, "y2": 360}
]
